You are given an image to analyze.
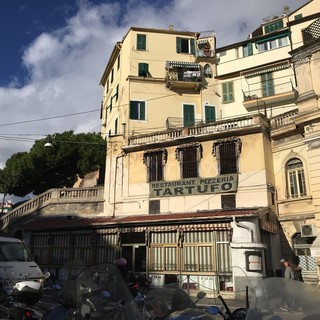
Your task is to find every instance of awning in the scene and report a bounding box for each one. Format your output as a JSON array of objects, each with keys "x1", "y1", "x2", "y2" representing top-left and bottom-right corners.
[
  {"x1": 197, "y1": 39, "x2": 210, "y2": 45},
  {"x1": 243, "y1": 63, "x2": 290, "y2": 78},
  {"x1": 166, "y1": 61, "x2": 200, "y2": 69},
  {"x1": 256, "y1": 32, "x2": 289, "y2": 44}
]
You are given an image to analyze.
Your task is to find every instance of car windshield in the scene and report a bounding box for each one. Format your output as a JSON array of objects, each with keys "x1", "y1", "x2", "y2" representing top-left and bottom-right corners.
[{"x1": 0, "y1": 241, "x2": 34, "y2": 262}]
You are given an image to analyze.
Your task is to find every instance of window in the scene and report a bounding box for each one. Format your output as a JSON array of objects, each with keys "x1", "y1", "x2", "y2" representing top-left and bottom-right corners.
[
  {"x1": 222, "y1": 82, "x2": 234, "y2": 103},
  {"x1": 261, "y1": 72, "x2": 274, "y2": 97},
  {"x1": 257, "y1": 35, "x2": 288, "y2": 52},
  {"x1": 204, "y1": 64, "x2": 213, "y2": 78},
  {"x1": 243, "y1": 43, "x2": 253, "y2": 57},
  {"x1": 114, "y1": 84, "x2": 119, "y2": 102},
  {"x1": 137, "y1": 34, "x2": 146, "y2": 50},
  {"x1": 130, "y1": 101, "x2": 146, "y2": 120},
  {"x1": 294, "y1": 14, "x2": 303, "y2": 21},
  {"x1": 264, "y1": 19, "x2": 284, "y2": 34},
  {"x1": 114, "y1": 118, "x2": 118, "y2": 135},
  {"x1": 214, "y1": 139, "x2": 241, "y2": 174},
  {"x1": 143, "y1": 150, "x2": 167, "y2": 182},
  {"x1": 138, "y1": 63, "x2": 149, "y2": 77},
  {"x1": 205, "y1": 105, "x2": 216, "y2": 123},
  {"x1": 286, "y1": 158, "x2": 307, "y2": 198},
  {"x1": 176, "y1": 144, "x2": 202, "y2": 179},
  {"x1": 149, "y1": 200, "x2": 160, "y2": 214},
  {"x1": 176, "y1": 37, "x2": 195, "y2": 54},
  {"x1": 183, "y1": 104, "x2": 195, "y2": 127},
  {"x1": 117, "y1": 55, "x2": 120, "y2": 70},
  {"x1": 221, "y1": 194, "x2": 236, "y2": 209},
  {"x1": 150, "y1": 232, "x2": 177, "y2": 271},
  {"x1": 111, "y1": 68, "x2": 114, "y2": 83}
]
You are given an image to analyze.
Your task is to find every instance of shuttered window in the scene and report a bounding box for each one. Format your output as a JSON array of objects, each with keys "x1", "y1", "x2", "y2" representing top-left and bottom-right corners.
[
  {"x1": 138, "y1": 63, "x2": 149, "y2": 77},
  {"x1": 144, "y1": 150, "x2": 166, "y2": 182},
  {"x1": 130, "y1": 101, "x2": 146, "y2": 120},
  {"x1": 183, "y1": 104, "x2": 195, "y2": 127},
  {"x1": 205, "y1": 105, "x2": 216, "y2": 123},
  {"x1": 222, "y1": 82, "x2": 234, "y2": 103},
  {"x1": 137, "y1": 34, "x2": 146, "y2": 50},
  {"x1": 218, "y1": 141, "x2": 237, "y2": 174},
  {"x1": 176, "y1": 37, "x2": 195, "y2": 54}
]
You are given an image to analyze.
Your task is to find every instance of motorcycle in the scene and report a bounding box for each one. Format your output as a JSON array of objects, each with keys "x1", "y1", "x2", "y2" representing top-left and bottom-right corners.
[
  {"x1": 143, "y1": 282, "x2": 227, "y2": 320},
  {"x1": 0, "y1": 280, "x2": 45, "y2": 319},
  {"x1": 245, "y1": 277, "x2": 320, "y2": 320},
  {"x1": 42, "y1": 262, "x2": 144, "y2": 320}
]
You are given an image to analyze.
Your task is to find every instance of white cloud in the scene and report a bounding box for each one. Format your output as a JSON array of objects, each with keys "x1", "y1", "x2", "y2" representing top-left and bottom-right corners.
[{"x1": 0, "y1": 0, "x2": 304, "y2": 168}]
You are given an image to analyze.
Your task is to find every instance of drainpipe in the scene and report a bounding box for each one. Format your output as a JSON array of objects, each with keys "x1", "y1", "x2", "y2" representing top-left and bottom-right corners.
[
  {"x1": 113, "y1": 151, "x2": 125, "y2": 218},
  {"x1": 233, "y1": 216, "x2": 254, "y2": 242}
]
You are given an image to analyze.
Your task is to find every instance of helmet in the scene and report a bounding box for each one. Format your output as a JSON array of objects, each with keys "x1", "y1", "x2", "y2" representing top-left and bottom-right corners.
[{"x1": 114, "y1": 258, "x2": 127, "y2": 266}]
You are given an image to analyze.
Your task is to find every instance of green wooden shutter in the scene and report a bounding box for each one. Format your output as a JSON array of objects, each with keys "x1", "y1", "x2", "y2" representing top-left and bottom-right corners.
[
  {"x1": 176, "y1": 37, "x2": 182, "y2": 53},
  {"x1": 222, "y1": 82, "x2": 234, "y2": 103},
  {"x1": 247, "y1": 43, "x2": 253, "y2": 56},
  {"x1": 140, "y1": 101, "x2": 146, "y2": 120},
  {"x1": 205, "y1": 106, "x2": 216, "y2": 123},
  {"x1": 190, "y1": 39, "x2": 195, "y2": 55},
  {"x1": 183, "y1": 104, "x2": 195, "y2": 127},
  {"x1": 261, "y1": 73, "x2": 274, "y2": 97},
  {"x1": 129, "y1": 101, "x2": 136, "y2": 119},
  {"x1": 138, "y1": 63, "x2": 149, "y2": 76},
  {"x1": 137, "y1": 34, "x2": 146, "y2": 50}
]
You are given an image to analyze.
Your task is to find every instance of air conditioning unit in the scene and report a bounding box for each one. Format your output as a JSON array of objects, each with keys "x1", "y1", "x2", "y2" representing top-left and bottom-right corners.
[{"x1": 300, "y1": 224, "x2": 317, "y2": 237}]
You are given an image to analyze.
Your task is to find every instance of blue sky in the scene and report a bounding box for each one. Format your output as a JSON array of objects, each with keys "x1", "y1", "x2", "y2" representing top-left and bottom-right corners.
[{"x1": 0, "y1": 0, "x2": 305, "y2": 169}]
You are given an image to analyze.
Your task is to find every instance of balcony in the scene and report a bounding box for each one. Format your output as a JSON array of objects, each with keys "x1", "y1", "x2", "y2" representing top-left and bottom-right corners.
[
  {"x1": 165, "y1": 61, "x2": 205, "y2": 91},
  {"x1": 270, "y1": 109, "x2": 300, "y2": 139},
  {"x1": 124, "y1": 113, "x2": 269, "y2": 151},
  {"x1": 242, "y1": 81, "x2": 296, "y2": 111},
  {"x1": 196, "y1": 49, "x2": 215, "y2": 59}
]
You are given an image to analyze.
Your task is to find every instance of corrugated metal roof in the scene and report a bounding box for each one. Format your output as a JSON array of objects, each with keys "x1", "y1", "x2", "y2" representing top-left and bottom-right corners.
[{"x1": 20, "y1": 209, "x2": 260, "y2": 230}]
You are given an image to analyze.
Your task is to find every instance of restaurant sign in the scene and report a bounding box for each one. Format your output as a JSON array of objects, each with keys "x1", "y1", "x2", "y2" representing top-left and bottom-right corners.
[{"x1": 150, "y1": 174, "x2": 238, "y2": 198}]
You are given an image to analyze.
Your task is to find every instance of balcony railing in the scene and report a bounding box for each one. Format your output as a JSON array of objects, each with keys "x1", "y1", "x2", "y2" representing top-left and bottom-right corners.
[
  {"x1": 243, "y1": 82, "x2": 294, "y2": 101},
  {"x1": 242, "y1": 81, "x2": 296, "y2": 110},
  {"x1": 127, "y1": 114, "x2": 267, "y2": 147},
  {"x1": 165, "y1": 61, "x2": 205, "y2": 91},
  {"x1": 0, "y1": 186, "x2": 104, "y2": 231},
  {"x1": 196, "y1": 49, "x2": 215, "y2": 58},
  {"x1": 270, "y1": 109, "x2": 298, "y2": 128}
]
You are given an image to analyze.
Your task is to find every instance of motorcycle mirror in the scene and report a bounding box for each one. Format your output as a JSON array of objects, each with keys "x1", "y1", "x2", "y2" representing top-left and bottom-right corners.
[
  {"x1": 196, "y1": 291, "x2": 206, "y2": 300},
  {"x1": 44, "y1": 271, "x2": 51, "y2": 279}
]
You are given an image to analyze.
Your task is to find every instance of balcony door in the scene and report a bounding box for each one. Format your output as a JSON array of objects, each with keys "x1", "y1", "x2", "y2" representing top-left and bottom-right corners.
[
  {"x1": 261, "y1": 72, "x2": 274, "y2": 97},
  {"x1": 183, "y1": 104, "x2": 195, "y2": 127}
]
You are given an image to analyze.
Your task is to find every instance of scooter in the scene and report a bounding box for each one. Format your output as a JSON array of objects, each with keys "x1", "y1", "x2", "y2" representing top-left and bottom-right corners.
[{"x1": 0, "y1": 280, "x2": 44, "y2": 320}]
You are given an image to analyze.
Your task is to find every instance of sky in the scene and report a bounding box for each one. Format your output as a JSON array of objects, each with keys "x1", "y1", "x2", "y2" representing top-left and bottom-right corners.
[{"x1": 0, "y1": 0, "x2": 307, "y2": 170}]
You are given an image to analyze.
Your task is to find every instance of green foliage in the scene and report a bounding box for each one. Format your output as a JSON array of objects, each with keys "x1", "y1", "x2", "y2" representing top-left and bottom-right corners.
[{"x1": 0, "y1": 131, "x2": 106, "y2": 196}]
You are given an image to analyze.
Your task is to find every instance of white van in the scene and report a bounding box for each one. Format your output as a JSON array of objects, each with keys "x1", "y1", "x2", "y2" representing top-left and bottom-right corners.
[{"x1": 0, "y1": 236, "x2": 44, "y2": 288}]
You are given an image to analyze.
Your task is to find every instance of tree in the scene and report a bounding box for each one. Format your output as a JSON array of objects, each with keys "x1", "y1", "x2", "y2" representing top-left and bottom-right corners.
[{"x1": 0, "y1": 131, "x2": 106, "y2": 196}]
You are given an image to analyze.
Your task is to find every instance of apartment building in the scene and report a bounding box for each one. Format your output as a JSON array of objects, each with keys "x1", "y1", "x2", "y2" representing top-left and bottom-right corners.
[
  {"x1": 99, "y1": 24, "x2": 281, "y2": 293},
  {"x1": 215, "y1": 0, "x2": 320, "y2": 283},
  {"x1": 271, "y1": 16, "x2": 320, "y2": 283},
  {"x1": 5, "y1": 0, "x2": 319, "y2": 291}
]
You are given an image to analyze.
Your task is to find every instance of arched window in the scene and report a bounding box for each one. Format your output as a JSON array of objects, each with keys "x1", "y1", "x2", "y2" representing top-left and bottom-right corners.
[
  {"x1": 286, "y1": 158, "x2": 306, "y2": 198},
  {"x1": 203, "y1": 64, "x2": 213, "y2": 78}
]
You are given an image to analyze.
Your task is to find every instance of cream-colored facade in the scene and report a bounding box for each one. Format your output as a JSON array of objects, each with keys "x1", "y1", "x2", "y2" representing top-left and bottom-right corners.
[
  {"x1": 215, "y1": 0, "x2": 320, "y2": 283},
  {"x1": 99, "y1": 0, "x2": 320, "y2": 289},
  {"x1": 99, "y1": 25, "x2": 281, "y2": 293},
  {"x1": 271, "y1": 15, "x2": 320, "y2": 283}
]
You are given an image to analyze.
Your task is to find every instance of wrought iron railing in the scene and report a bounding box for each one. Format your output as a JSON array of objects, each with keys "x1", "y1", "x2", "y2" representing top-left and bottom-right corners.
[{"x1": 243, "y1": 82, "x2": 294, "y2": 101}]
